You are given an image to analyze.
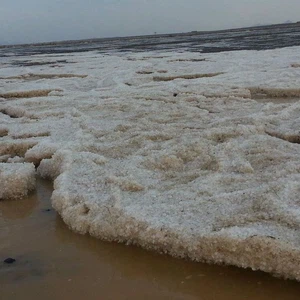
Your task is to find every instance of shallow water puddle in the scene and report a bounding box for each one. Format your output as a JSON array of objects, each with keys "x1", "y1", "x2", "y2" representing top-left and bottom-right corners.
[
  {"x1": 0, "y1": 179, "x2": 300, "y2": 300},
  {"x1": 254, "y1": 97, "x2": 300, "y2": 104}
]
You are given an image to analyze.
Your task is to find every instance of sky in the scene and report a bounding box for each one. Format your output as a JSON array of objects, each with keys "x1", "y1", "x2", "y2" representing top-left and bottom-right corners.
[{"x1": 1, "y1": 0, "x2": 300, "y2": 45}]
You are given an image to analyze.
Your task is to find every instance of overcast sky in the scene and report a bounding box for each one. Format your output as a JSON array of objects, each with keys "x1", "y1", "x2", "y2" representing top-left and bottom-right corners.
[{"x1": 1, "y1": 0, "x2": 299, "y2": 45}]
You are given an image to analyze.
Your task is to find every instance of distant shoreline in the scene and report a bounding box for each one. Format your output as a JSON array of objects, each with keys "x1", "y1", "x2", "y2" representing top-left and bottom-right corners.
[{"x1": 1, "y1": 22, "x2": 299, "y2": 48}]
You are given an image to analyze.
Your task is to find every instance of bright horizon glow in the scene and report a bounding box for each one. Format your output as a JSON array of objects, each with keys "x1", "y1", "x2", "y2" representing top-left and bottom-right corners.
[{"x1": 0, "y1": 0, "x2": 299, "y2": 45}]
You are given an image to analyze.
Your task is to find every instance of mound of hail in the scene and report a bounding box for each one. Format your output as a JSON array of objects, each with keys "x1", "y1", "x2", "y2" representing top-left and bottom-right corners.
[
  {"x1": 1, "y1": 45, "x2": 300, "y2": 280},
  {"x1": 0, "y1": 163, "x2": 36, "y2": 200}
]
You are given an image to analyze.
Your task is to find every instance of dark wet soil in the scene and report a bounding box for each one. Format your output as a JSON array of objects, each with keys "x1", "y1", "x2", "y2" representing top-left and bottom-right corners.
[{"x1": 1, "y1": 23, "x2": 300, "y2": 57}]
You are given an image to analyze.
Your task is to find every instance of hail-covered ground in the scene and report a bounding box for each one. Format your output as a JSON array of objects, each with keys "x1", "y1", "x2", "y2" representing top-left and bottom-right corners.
[{"x1": 1, "y1": 46, "x2": 300, "y2": 280}]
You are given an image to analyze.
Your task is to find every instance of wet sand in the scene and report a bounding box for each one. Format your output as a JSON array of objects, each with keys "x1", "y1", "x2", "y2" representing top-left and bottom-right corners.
[{"x1": 0, "y1": 179, "x2": 300, "y2": 300}]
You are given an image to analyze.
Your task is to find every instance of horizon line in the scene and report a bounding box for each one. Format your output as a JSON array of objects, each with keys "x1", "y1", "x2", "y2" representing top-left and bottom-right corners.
[{"x1": 1, "y1": 21, "x2": 299, "y2": 48}]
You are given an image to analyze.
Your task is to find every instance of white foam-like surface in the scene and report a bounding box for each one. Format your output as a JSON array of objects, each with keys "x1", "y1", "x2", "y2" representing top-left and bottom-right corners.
[
  {"x1": 0, "y1": 163, "x2": 36, "y2": 199},
  {"x1": 1, "y1": 46, "x2": 300, "y2": 279}
]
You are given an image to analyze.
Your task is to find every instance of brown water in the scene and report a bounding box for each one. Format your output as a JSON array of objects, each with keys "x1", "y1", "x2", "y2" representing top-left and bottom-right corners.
[
  {"x1": 254, "y1": 97, "x2": 300, "y2": 104},
  {"x1": 0, "y1": 179, "x2": 300, "y2": 300}
]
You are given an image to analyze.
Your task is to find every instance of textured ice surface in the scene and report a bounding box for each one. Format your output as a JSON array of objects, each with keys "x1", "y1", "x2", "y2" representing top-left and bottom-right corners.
[
  {"x1": 1, "y1": 46, "x2": 300, "y2": 279},
  {"x1": 0, "y1": 163, "x2": 36, "y2": 199}
]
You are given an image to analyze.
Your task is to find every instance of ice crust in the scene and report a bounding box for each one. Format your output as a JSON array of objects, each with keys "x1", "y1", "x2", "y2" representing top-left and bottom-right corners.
[
  {"x1": 1, "y1": 46, "x2": 300, "y2": 280},
  {"x1": 0, "y1": 163, "x2": 36, "y2": 199}
]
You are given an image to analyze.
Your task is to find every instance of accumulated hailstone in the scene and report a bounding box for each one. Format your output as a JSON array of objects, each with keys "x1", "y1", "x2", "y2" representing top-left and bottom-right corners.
[
  {"x1": 2, "y1": 45, "x2": 300, "y2": 281},
  {"x1": 0, "y1": 163, "x2": 36, "y2": 200}
]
